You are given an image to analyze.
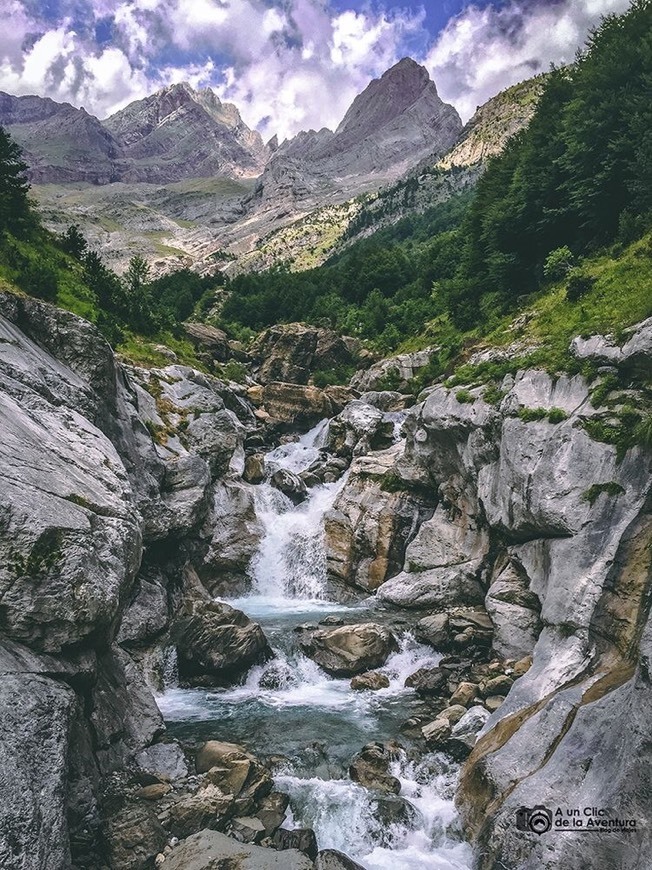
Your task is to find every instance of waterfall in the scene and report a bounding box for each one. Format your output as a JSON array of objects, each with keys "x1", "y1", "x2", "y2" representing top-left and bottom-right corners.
[{"x1": 243, "y1": 419, "x2": 344, "y2": 604}]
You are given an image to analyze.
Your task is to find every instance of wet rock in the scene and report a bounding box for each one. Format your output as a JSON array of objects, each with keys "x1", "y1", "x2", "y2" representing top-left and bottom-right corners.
[
  {"x1": 414, "y1": 608, "x2": 493, "y2": 654},
  {"x1": 299, "y1": 623, "x2": 398, "y2": 677},
  {"x1": 244, "y1": 453, "x2": 266, "y2": 484},
  {"x1": 315, "y1": 850, "x2": 367, "y2": 870},
  {"x1": 173, "y1": 601, "x2": 271, "y2": 686},
  {"x1": 164, "y1": 828, "x2": 314, "y2": 869},
  {"x1": 421, "y1": 718, "x2": 451, "y2": 747},
  {"x1": 449, "y1": 705, "x2": 491, "y2": 750},
  {"x1": 404, "y1": 667, "x2": 448, "y2": 697},
  {"x1": 103, "y1": 802, "x2": 168, "y2": 870},
  {"x1": 270, "y1": 468, "x2": 307, "y2": 504},
  {"x1": 484, "y1": 695, "x2": 505, "y2": 712},
  {"x1": 349, "y1": 742, "x2": 401, "y2": 794},
  {"x1": 272, "y1": 827, "x2": 319, "y2": 860},
  {"x1": 371, "y1": 794, "x2": 419, "y2": 838},
  {"x1": 255, "y1": 792, "x2": 289, "y2": 837},
  {"x1": 449, "y1": 682, "x2": 479, "y2": 707},
  {"x1": 167, "y1": 784, "x2": 234, "y2": 838},
  {"x1": 135, "y1": 743, "x2": 189, "y2": 783},
  {"x1": 350, "y1": 671, "x2": 390, "y2": 691},
  {"x1": 230, "y1": 816, "x2": 266, "y2": 844}
]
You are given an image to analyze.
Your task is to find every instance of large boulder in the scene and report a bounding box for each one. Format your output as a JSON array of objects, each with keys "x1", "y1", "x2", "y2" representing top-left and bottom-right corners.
[
  {"x1": 173, "y1": 600, "x2": 272, "y2": 685},
  {"x1": 257, "y1": 382, "x2": 334, "y2": 427},
  {"x1": 350, "y1": 348, "x2": 436, "y2": 392},
  {"x1": 251, "y1": 323, "x2": 360, "y2": 385},
  {"x1": 349, "y1": 742, "x2": 401, "y2": 794},
  {"x1": 164, "y1": 828, "x2": 314, "y2": 869},
  {"x1": 298, "y1": 623, "x2": 398, "y2": 677}
]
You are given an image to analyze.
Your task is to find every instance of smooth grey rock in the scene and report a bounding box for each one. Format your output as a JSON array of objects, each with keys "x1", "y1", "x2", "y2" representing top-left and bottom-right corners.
[
  {"x1": 185, "y1": 408, "x2": 244, "y2": 478},
  {"x1": 450, "y1": 705, "x2": 490, "y2": 749},
  {"x1": 485, "y1": 558, "x2": 541, "y2": 660},
  {"x1": 134, "y1": 742, "x2": 189, "y2": 782},
  {"x1": 164, "y1": 829, "x2": 314, "y2": 869}
]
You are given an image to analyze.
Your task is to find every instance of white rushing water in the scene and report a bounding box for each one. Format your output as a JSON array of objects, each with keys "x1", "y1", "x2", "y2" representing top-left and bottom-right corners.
[{"x1": 158, "y1": 422, "x2": 473, "y2": 870}]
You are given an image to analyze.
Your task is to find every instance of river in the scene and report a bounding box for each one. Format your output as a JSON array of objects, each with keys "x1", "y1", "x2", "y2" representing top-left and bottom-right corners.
[{"x1": 156, "y1": 421, "x2": 473, "y2": 869}]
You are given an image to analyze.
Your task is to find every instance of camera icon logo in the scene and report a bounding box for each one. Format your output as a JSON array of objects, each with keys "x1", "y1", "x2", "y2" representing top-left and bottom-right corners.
[{"x1": 515, "y1": 805, "x2": 553, "y2": 835}]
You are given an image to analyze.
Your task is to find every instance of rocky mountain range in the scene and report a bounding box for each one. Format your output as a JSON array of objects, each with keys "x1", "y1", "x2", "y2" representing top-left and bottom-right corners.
[{"x1": 3, "y1": 60, "x2": 538, "y2": 276}]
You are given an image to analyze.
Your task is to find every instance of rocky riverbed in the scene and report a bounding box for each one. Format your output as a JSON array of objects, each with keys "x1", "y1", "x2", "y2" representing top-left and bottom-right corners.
[{"x1": 1, "y1": 299, "x2": 651, "y2": 869}]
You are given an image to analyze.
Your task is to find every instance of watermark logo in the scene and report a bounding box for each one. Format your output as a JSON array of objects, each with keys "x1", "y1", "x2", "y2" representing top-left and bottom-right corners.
[
  {"x1": 516, "y1": 806, "x2": 553, "y2": 835},
  {"x1": 515, "y1": 805, "x2": 638, "y2": 834}
]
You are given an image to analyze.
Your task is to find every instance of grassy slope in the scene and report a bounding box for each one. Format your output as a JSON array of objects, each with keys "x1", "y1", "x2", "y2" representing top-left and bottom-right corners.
[{"x1": 401, "y1": 233, "x2": 652, "y2": 389}]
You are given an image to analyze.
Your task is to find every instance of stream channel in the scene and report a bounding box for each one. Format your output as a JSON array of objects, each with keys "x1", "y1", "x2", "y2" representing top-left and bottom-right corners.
[{"x1": 157, "y1": 421, "x2": 474, "y2": 869}]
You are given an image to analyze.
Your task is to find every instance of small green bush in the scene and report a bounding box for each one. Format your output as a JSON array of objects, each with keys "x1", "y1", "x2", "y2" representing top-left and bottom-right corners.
[
  {"x1": 518, "y1": 407, "x2": 548, "y2": 422},
  {"x1": 582, "y1": 481, "x2": 625, "y2": 505},
  {"x1": 590, "y1": 373, "x2": 620, "y2": 408},
  {"x1": 456, "y1": 388, "x2": 474, "y2": 404},
  {"x1": 544, "y1": 246, "x2": 575, "y2": 281},
  {"x1": 483, "y1": 384, "x2": 505, "y2": 407},
  {"x1": 548, "y1": 407, "x2": 568, "y2": 424}
]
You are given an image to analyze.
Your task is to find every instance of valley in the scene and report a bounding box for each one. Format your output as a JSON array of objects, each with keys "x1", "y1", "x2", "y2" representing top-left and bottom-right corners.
[{"x1": 0, "y1": 3, "x2": 651, "y2": 870}]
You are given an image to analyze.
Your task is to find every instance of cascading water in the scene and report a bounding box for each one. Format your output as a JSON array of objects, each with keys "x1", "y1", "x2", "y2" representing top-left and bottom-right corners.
[{"x1": 157, "y1": 418, "x2": 473, "y2": 869}]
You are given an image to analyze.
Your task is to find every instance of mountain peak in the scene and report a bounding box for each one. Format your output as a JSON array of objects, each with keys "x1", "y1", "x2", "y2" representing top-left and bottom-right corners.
[{"x1": 334, "y1": 56, "x2": 452, "y2": 141}]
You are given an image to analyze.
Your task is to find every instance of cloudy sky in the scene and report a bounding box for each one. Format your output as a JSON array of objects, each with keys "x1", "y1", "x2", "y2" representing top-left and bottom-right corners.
[{"x1": 0, "y1": 0, "x2": 632, "y2": 140}]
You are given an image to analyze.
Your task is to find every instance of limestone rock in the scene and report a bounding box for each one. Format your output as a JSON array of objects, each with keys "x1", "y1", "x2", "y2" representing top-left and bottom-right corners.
[
  {"x1": 259, "y1": 382, "x2": 333, "y2": 426},
  {"x1": 485, "y1": 558, "x2": 541, "y2": 660},
  {"x1": 325, "y1": 444, "x2": 425, "y2": 595},
  {"x1": 349, "y1": 742, "x2": 401, "y2": 794},
  {"x1": 251, "y1": 323, "x2": 360, "y2": 385},
  {"x1": 0, "y1": 674, "x2": 74, "y2": 870},
  {"x1": 163, "y1": 829, "x2": 314, "y2": 869},
  {"x1": 351, "y1": 348, "x2": 437, "y2": 392},
  {"x1": 315, "y1": 850, "x2": 367, "y2": 870},
  {"x1": 299, "y1": 623, "x2": 398, "y2": 677},
  {"x1": 173, "y1": 601, "x2": 272, "y2": 685},
  {"x1": 350, "y1": 671, "x2": 390, "y2": 691},
  {"x1": 135, "y1": 743, "x2": 189, "y2": 783}
]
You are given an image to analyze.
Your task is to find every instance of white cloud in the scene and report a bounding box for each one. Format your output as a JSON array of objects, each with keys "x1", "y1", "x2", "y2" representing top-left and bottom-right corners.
[
  {"x1": 426, "y1": 0, "x2": 633, "y2": 122},
  {"x1": 0, "y1": 0, "x2": 636, "y2": 140}
]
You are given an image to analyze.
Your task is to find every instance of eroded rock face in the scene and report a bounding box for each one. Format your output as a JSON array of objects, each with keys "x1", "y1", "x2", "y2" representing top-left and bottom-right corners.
[
  {"x1": 251, "y1": 323, "x2": 361, "y2": 386},
  {"x1": 0, "y1": 292, "x2": 268, "y2": 866},
  {"x1": 325, "y1": 444, "x2": 428, "y2": 596}
]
